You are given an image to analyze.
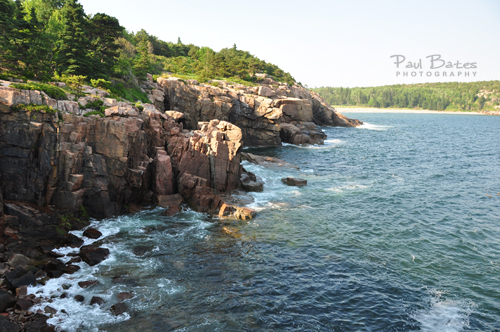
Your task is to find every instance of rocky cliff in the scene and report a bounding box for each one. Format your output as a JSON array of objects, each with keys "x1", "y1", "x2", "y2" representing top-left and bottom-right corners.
[
  {"x1": 0, "y1": 74, "x2": 362, "y2": 220},
  {"x1": 0, "y1": 87, "x2": 246, "y2": 221},
  {"x1": 145, "y1": 74, "x2": 362, "y2": 146}
]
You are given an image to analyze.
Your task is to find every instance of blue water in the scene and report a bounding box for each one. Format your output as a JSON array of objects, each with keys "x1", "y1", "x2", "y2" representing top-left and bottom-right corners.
[{"x1": 30, "y1": 113, "x2": 500, "y2": 331}]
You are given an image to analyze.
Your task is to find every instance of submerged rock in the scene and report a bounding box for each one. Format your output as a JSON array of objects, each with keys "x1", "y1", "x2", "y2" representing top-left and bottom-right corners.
[
  {"x1": 78, "y1": 280, "x2": 99, "y2": 289},
  {"x1": 90, "y1": 296, "x2": 105, "y2": 306},
  {"x1": 111, "y1": 302, "x2": 128, "y2": 316}
]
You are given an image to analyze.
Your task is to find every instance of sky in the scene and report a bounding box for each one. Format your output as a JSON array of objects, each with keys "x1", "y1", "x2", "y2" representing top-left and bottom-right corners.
[{"x1": 79, "y1": 0, "x2": 500, "y2": 88}]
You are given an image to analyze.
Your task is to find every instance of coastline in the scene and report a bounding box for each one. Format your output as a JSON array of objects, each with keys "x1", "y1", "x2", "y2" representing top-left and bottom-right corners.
[{"x1": 336, "y1": 107, "x2": 485, "y2": 115}]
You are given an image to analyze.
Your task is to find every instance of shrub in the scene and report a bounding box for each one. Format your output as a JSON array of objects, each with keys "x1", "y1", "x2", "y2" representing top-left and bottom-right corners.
[
  {"x1": 85, "y1": 99, "x2": 105, "y2": 111},
  {"x1": 90, "y1": 79, "x2": 111, "y2": 90},
  {"x1": 54, "y1": 73, "x2": 87, "y2": 97},
  {"x1": 109, "y1": 82, "x2": 149, "y2": 103},
  {"x1": 83, "y1": 110, "x2": 105, "y2": 117},
  {"x1": 12, "y1": 104, "x2": 56, "y2": 114},
  {"x1": 10, "y1": 83, "x2": 67, "y2": 100}
]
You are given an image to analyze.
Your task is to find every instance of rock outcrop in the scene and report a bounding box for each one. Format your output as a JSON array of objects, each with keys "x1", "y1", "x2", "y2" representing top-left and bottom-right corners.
[
  {"x1": 144, "y1": 75, "x2": 361, "y2": 147},
  {"x1": 0, "y1": 86, "x2": 249, "y2": 220}
]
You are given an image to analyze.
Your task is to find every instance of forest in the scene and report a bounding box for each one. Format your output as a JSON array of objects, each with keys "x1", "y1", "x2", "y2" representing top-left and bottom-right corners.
[
  {"x1": 0, "y1": 0, "x2": 296, "y2": 101},
  {"x1": 312, "y1": 81, "x2": 500, "y2": 112}
]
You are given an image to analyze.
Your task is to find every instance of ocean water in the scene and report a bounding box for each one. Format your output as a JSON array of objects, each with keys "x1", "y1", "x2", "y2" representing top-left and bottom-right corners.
[{"x1": 29, "y1": 113, "x2": 500, "y2": 331}]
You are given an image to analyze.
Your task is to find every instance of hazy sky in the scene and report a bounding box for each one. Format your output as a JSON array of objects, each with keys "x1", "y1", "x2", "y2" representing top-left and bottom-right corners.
[{"x1": 79, "y1": 0, "x2": 500, "y2": 88}]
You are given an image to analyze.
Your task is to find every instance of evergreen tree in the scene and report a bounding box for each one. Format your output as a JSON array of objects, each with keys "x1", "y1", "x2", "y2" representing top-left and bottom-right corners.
[
  {"x1": 54, "y1": 0, "x2": 91, "y2": 76},
  {"x1": 0, "y1": 0, "x2": 16, "y2": 73},
  {"x1": 88, "y1": 13, "x2": 123, "y2": 78}
]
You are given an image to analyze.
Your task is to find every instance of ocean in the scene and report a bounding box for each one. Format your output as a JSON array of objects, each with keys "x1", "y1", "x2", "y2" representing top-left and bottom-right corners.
[{"x1": 29, "y1": 112, "x2": 500, "y2": 331}]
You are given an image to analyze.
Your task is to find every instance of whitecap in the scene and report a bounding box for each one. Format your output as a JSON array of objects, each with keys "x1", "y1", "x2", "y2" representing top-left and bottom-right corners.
[
  {"x1": 413, "y1": 291, "x2": 474, "y2": 332},
  {"x1": 357, "y1": 122, "x2": 392, "y2": 131}
]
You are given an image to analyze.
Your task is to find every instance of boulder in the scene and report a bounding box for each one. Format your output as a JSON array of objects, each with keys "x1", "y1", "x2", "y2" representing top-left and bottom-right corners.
[
  {"x1": 74, "y1": 295, "x2": 84, "y2": 302},
  {"x1": 157, "y1": 194, "x2": 183, "y2": 208},
  {"x1": 15, "y1": 299, "x2": 33, "y2": 311},
  {"x1": 240, "y1": 170, "x2": 264, "y2": 192},
  {"x1": 0, "y1": 290, "x2": 17, "y2": 312},
  {"x1": 163, "y1": 205, "x2": 181, "y2": 216},
  {"x1": 79, "y1": 246, "x2": 110, "y2": 266},
  {"x1": 7, "y1": 254, "x2": 30, "y2": 268},
  {"x1": 0, "y1": 316, "x2": 19, "y2": 332},
  {"x1": 90, "y1": 296, "x2": 105, "y2": 306},
  {"x1": 78, "y1": 280, "x2": 99, "y2": 289},
  {"x1": 5, "y1": 267, "x2": 35, "y2": 289},
  {"x1": 24, "y1": 314, "x2": 53, "y2": 332},
  {"x1": 281, "y1": 177, "x2": 307, "y2": 186},
  {"x1": 117, "y1": 292, "x2": 134, "y2": 301},
  {"x1": 83, "y1": 228, "x2": 102, "y2": 239},
  {"x1": 111, "y1": 302, "x2": 128, "y2": 316},
  {"x1": 241, "y1": 152, "x2": 299, "y2": 169}
]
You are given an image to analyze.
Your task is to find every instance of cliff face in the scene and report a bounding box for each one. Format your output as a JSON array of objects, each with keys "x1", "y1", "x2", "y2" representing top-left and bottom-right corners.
[
  {"x1": 145, "y1": 75, "x2": 362, "y2": 147},
  {"x1": 0, "y1": 75, "x2": 362, "y2": 220},
  {"x1": 0, "y1": 87, "x2": 243, "y2": 220}
]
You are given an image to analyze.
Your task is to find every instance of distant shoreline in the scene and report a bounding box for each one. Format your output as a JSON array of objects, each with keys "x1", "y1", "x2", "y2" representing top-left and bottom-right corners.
[{"x1": 336, "y1": 107, "x2": 485, "y2": 115}]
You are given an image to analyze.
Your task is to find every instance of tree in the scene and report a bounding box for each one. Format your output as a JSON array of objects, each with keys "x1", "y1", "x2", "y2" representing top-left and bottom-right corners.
[
  {"x1": 88, "y1": 13, "x2": 123, "y2": 78},
  {"x1": 54, "y1": 0, "x2": 92, "y2": 76},
  {"x1": 133, "y1": 30, "x2": 151, "y2": 77},
  {"x1": 0, "y1": 0, "x2": 16, "y2": 72}
]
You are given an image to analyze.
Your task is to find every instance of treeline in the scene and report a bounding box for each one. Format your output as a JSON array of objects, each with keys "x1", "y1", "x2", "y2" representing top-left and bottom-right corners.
[
  {"x1": 0, "y1": 0, "x2": 295, "y2": 94},
  {"x1": 313, "y1": 81, "x2": 500, "y2": 112}
]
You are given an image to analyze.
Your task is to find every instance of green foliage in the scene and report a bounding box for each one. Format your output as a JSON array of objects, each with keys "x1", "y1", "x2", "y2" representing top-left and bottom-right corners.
[
  {"x1": 12, "y1": 104, "x2": 56, "y2": 114},
  {"x1": 54, "y1": 0, "x2": 92, "y2": 76},
  {"x1": 1, "y1": 0, "x2": 295, "y2": 94},
  {"x1": 11, "y1": 82, "x2": 67, "y2": 100},
  {"x1": 312, "y1": 81, "x2": 500, "y2": 112},
  {"x1": 83, "y1": 110, "x2": 104, "y2": 117},
  {"x1": 54, "y1": 73, "x2": 86, "y2": 97},
  {"x1": 109, "y1": 82, "x2": 149, "y2": 103},
  {"x1": 90, "y1": 78, "x2": 111, "y2": 89},
  {"x1": 85, "y1": 98, "x2": 104, "y2": 111}
]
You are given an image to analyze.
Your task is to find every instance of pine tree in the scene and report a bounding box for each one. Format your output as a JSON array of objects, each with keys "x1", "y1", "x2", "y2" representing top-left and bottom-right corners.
[
  {"x1": 0, "y1": 0, "x2": 16, "y2": 73},
  {"x1": 88, "y1": 13, "x2": 123, "y2": 78},
  {"x1": 54, "y1": 0, "x2": 91, "y2": 76}
]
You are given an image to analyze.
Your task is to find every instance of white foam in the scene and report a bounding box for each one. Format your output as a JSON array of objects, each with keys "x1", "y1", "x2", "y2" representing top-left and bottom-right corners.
[
  {"x1": 324, "y1": 139, "x2": 346, "y2": 145},
  {"x1": 357, "y1": 122, "x2": 392, "y2": 131},
  {"x1": 413, "y1": 292, "x2": 474, "y2": 332},
  {"x1": 326, "y1": 184, "x2": 368, "y2": 192}
]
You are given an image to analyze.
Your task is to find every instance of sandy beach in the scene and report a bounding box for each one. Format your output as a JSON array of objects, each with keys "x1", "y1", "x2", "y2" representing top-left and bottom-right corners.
[{"x1": 336, "y1": 107, "x2": 485, "y2": 115}]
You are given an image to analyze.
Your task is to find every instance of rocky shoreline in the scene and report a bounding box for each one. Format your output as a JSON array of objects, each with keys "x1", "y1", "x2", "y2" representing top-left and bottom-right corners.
[{"x1": 0, "y1": 74, "x2": 361, "y2": 330}]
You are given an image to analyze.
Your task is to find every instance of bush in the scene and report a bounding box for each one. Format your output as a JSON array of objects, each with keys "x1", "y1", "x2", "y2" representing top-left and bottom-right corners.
[
  {"x1": 109, "y1": 82, "x2": 149, "y2": 103},
  {"x1": 83, "y1": 110, "x2": 105, "y2": 117},
  {"x1": 54, "y1": 73, "x2": 87, "y2": 97},
  {"x1": 10, "y1": 83, "x2": 67, "y2": 100},
  {"x1": 90, "y1": 79, "x2": 111, "y2": 90},
  {"x1": 85, "y1": 99, "x2": 105, "y2": 111},
  {"x1": 12, "y1": 104, "x2": 56, "y2": 114}
]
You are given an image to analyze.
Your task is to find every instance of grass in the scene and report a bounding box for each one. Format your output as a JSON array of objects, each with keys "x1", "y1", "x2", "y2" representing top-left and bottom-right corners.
[
  {"x1": 12, "y1": 104, "x2": 56, "y2": 114},
  {"x1": 109, "y1": 82, "x2": 149, "y2": 103},
  {"x1": 83, "y1": 110, "x2": 105, "y2": 117},
  {"x1": 10, "y1": 82, "x2": 68, "y2": 100}
]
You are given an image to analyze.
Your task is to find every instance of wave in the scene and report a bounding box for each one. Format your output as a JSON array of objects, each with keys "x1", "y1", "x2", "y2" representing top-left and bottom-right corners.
[
  {"x1": 357, "y1": 122, "x2": 392, "y2": 131},
  {"x1": 413, "y1": 291, "x2": 474, "y2": 332}
]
